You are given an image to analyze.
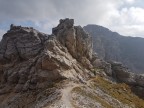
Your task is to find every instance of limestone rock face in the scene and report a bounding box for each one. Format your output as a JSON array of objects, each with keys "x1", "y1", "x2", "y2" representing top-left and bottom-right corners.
[
  {"x1": 0, "y1": 19, "x2": 94, "y2": 104},
  {"x1": 0, "y1": 25, "x2": 48, "y2": 64},
  {"x1": 111, "y1": 61, "x2": 144, "y2": 87},
  {"x1": 0, "y1": 19, "x2": 95, "y2": 107},
  {"x1": 0, "y1": 19, "x2": 143, "y2": 108},
  {"x1": 52, "y1": 18, "x2": 93, "y2": 61}
]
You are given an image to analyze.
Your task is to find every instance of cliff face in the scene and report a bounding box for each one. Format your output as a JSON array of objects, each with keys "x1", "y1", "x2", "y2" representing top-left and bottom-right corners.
[
  {"x1": 84, "y1": 24, "x2": 144, "y2": 74},
  {"x1": 0, "y1": 18, "x2": 94, "y2": 90},
  {"x1": 0, "y1": 18, "x2": 95, "y2": 107},
  {"x1": 0, "y1": 19, "x2": 143, "y2": 108}
]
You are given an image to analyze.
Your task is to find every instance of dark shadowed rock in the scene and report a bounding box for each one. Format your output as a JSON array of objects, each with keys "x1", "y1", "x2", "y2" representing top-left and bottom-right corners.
[
  {"x1": 111, "y1": 61, "x2": 144, "y2": 87},
  {"x1": 84, "y1": 24, "x2": 144, "y2": 74}
]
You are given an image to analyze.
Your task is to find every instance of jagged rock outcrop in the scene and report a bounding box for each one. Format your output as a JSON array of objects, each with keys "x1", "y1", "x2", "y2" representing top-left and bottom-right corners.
[
  {"x1": 0, "y1": 25, "x2": 48, "y2": 64},
  {"x1": 0, "y1": 18, "x2": 96, "y2": 108},
  {"x1": 111, "y1": 62, "x2": 144, "y2": 87},
  {"x1": 52, "y1": 19, "x2": 93, "y2": 67},
  {"x1": 110, "y1": 61, "x2": 144, "y2": 100},
  {"x1": 0, "y1": 19, "x2": 94, "y2": 93},
  {"x1": 0, "y1": 19, "x2": 143, "y2": 108}
]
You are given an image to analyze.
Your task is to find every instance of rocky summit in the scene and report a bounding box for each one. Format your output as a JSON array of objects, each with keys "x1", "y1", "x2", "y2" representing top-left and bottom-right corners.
[{"x1": 0, "y1": 18, "x2": 144, "y2": 108}]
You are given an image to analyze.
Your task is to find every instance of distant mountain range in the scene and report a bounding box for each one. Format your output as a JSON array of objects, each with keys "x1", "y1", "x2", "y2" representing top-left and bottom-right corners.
[{"x1": 84, "y1": 25, "x2": 144, "y2": 74}]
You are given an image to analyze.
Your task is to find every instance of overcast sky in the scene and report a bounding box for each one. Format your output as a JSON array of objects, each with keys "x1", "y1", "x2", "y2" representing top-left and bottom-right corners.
[{"x1": 0, "y1": 0, "x2": 144, "y2": 39}]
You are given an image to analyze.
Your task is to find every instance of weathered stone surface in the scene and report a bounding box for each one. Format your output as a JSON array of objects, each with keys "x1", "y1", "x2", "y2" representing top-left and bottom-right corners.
[
  {"x1": 111, "y1": 61, "x2": 144, "y2": 87},
  {"x1": 52, "y1": 18, "x2": 93, "y2": 61},
  {"x1": 0, "y1": 19, "x2": 95, "y2": 108},
  {"x1": 0, "y1": 25, "x2": 48, "y2": 63},
  {"x1": 84, "y1": 24, "x2": 144, "y2": 74},
  {"x1": 0, "y1": 18, "x2": 143, "y2": 108},
  {"x1": 135, "y1": 74, "x2": 144, "y2": 87},
  {"x1": 92, "y1": 58, "x2": 112, "y2": 76}
]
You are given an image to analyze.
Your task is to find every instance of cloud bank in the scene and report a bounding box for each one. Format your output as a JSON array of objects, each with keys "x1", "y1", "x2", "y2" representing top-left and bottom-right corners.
[{"x1": 0, "y1": 0, "x2": 144, "y2": 37}]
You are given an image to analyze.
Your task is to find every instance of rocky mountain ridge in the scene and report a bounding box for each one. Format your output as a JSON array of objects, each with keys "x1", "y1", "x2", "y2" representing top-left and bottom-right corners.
[
  {"x1": 0, "y1": 18, "x2": 143, "y2": 108},
  {"x1": 84, "y1": 24, "x2": 144, "y2": 74}
]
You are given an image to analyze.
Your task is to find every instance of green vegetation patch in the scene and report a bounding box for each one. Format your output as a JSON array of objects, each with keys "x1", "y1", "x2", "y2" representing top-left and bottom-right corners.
[{"x1": 91, "y1": 76, "x2": 144, "y2": 108}]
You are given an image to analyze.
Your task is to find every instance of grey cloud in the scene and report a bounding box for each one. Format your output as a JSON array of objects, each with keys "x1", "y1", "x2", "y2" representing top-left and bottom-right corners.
[
  {"x1": 0, "y1": 0, "x2": 121, "y2": 24},
  {"x1": 0, "y1": 0, "x2": 144, "y2": 37},
  {"x1": 0, "y1": 0, "x2": 58, "y2": 21}
]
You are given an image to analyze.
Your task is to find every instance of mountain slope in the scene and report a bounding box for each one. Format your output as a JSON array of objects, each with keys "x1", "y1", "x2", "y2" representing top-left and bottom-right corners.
[
  {"x1": 84, "y1": 24, "x2": 144, "y2": 74},
  {"x1": 0, "y1": 19, "x2": 144, "y2": 108}
]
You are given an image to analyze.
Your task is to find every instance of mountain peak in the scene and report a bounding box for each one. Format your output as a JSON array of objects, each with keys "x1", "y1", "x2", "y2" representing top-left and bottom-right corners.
[
  {"x1": 84, "y1": 24, "x2": 110, "y2": 32},
  {"x1": 53, "y1": 18, "x2": 74, "y2": 35},
  {"x1": 84, "y1": 24, "x2": 144, "y2": 73},
  {"x1": 0, "y1": 19, "x2": 144, "y2": 108},
  {"x1": 84, "y1": 24, "x2": 120, "y2": 38}
]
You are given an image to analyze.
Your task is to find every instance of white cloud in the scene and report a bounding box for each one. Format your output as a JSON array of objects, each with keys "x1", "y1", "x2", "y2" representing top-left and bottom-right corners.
[
  {"x1": 125, "y1": 0, "x2": 135, "y2": 4},
  {"x1": 0, "y1": 0, "x2": 144, "y2": 37},
  {"x1": 107, "y1": 6, "x2": 144, "y2": 37},
  {"x1": 111, "y1": 25, "x2": 144, "y2": 37}
]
